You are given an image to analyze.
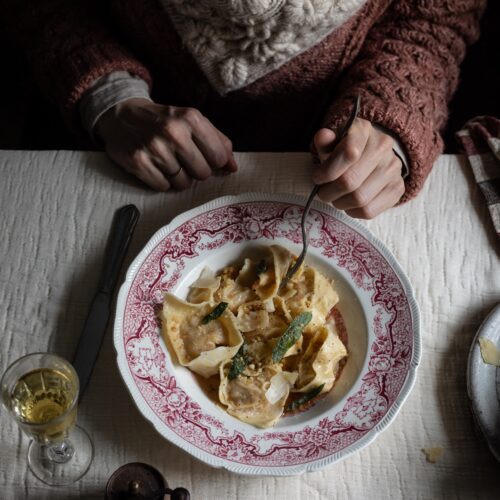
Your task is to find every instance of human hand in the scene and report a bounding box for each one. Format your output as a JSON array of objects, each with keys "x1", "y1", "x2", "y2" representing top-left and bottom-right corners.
[
  {"x1": 313, "y1": 119, "x2": 405, "y2": 219},
  {"x1": 95, "y1": 98, "x2": 237, "y2": 191}
]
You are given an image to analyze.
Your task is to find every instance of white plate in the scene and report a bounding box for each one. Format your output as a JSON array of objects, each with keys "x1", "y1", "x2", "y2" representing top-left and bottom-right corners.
[
  {"x1": 467, "y1": 303, "x2": 500, "y2": 463},
  {"x1": 114, "y1": 193, "x2": 420, "y2": 475}
]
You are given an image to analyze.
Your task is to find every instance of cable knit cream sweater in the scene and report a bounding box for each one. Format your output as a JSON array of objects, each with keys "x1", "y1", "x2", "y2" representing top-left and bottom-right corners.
[{"x1": 161, "y1": 0, "x2": 368, "y2": 94}]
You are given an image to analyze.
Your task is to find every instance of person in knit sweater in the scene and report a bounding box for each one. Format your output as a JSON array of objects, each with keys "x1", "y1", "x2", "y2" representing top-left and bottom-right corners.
[{"x1": 5, "y1": 0, "x2": 485, "y2": 218}]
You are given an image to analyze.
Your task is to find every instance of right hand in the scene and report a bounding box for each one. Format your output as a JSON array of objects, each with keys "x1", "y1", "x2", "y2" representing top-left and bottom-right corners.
[{"x1": 95, "y1": 98, "x2": 237, "y2": 191}]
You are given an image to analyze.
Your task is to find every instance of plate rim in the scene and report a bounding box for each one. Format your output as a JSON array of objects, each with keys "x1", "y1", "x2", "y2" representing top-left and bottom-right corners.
[
  {"x1": 113, "y1": 192, "x2": 421, "y2": 475},
  {"x1": 467, "y1": 302, "x2": 500, "y2": 463}
]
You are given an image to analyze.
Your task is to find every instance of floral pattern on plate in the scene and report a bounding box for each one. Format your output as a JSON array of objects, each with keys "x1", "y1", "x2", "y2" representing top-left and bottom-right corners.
[{"x1": 114, "y1": 194, "x2": 420, "y2": 475}]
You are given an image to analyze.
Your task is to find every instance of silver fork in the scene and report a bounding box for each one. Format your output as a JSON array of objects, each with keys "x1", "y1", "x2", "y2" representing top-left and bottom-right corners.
[{"x1": 280, "y1": 95, "x2": 361, "y2": 290}]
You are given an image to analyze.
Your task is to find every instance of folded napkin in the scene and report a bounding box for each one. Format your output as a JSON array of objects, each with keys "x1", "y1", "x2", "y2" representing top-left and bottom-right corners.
[{"x1": 456, "y1": 116, "x2": 500, "y2": 238}]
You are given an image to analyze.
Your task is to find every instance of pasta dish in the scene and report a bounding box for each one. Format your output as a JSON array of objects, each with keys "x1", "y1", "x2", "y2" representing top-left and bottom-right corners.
[{"x1": 161, "y1": 245, "x2": 348, "y2": 428}]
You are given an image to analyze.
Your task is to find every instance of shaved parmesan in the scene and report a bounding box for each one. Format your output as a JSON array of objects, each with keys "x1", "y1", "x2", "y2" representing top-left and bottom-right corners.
[
  {"x1": 190, "y1": 267, "x2": 220, "y2": 289},
  {"x1": 263, "y1": 298, "x2": 276, "y2": 313},
  {"x1": 422, "y1": 446, "x2": 444, "y2": 463},
  {"x1": 283, "y1": 371, "x2": 298, "y2": 385},
  {"x1": 265, "y1": 371, "x2": 297, "y2": 404},
  {"x1": 478, "y1": 338, "x2": 500, "y2": 366}
]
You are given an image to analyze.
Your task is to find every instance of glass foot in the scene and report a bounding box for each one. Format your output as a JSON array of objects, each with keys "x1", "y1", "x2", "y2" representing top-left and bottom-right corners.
[{"x1": 27, "y1": 425, "x2": 94, "y2": 486}]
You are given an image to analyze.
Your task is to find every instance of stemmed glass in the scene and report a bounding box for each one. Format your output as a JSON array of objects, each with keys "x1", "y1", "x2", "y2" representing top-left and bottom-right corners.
[{"x1": 1, "y1": 353, "x2": 94, "y2": 486}]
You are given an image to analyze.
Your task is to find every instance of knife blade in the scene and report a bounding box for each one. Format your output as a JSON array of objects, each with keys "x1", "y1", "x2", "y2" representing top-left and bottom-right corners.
[{"x1": 73, "y1": 204, "x2": 140, "y2": 399}]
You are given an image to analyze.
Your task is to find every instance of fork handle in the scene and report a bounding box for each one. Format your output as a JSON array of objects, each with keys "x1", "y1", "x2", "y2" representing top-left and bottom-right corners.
[{"x1": 281, "y1": 96, "x2": 361, "y2": 289}]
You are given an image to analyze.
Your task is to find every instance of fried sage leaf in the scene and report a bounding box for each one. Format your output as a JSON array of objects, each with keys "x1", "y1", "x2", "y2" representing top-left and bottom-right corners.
[
  {"x1": 271, "y1": 311, "x2": 312, "y2": 363},
  {"x1": 255, "y1": 259, "x2": 267, "y2": 275},
  {"x1": 286, "y1": 384, "x2": 325, "y2": 412},
  {"x1": 201, "y1": 302, "x2": 228, "y2": 325},
  {"x1": 228, "y1": 343, "x2": 248, "y2": 380}
]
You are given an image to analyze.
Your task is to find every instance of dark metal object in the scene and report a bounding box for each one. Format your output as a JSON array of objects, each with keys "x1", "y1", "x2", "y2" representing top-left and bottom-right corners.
[
  {"x1": 105, "y1": 462, "x2": 166, "y2": 499},
  {"x1": 280, "y1": 95, "x2": 361, "y2": 289},
  {"x1": 73, "y1": 204, "x2": 140, "y2": 398},
  {"x1": 105, "y1": 462, "x2": 191, "y2": 499}
]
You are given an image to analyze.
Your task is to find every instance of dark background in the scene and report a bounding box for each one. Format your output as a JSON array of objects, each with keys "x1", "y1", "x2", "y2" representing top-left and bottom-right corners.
[{"x1": 0, "y1": 1, "x2": 498, "y2": 152}]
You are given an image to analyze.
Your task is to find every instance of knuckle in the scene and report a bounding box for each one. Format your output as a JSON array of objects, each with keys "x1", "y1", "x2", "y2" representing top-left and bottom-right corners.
[
  {"x1": 156, "y1": 116, "x2": 171, "y2": 132},
  {"x1": 212, "y1": 149, "x2": 228, "y2": 168},
  {"x1": 166, "y1": 125, "x2": 185, "y2": 145},
  {"x1": 338, "y1": 169, "x2": 361, "y2": 192},
  {"x1": 130, "y1": 150, "x2": 148, "y2": 171},
  {"x1": 355, "y1": 118, "x2": 371, "y2": 134},
  {"x1": 159, "y1": 119, "x2": 183, "y2": 143},
  {"x1": 342, "y1": 139, "x2": 361, "y2": 163},
  {"x1": 352, "y1": 188, "x2": 370, "y2": 207},
  {"x1": 147, "y1": 137, "x2": 164, "y2": 157},
  {"x1": 393, "y1": 179, "x2": 406, "y2": 198},
  {"x1": 182, "y1": 107, "x2": 201, "y2": 124},
  {"x1": 387, "y1": 156, "x2": 402, "y2": 176},
  {"x1": 379, "y1": 133, "x2": 394, "y2": 152},
  {"x1": 362, "y1": 118, "x2": 372, "y2": 131},
  {"x1": 164, "y1": 105, "x2": 177, "y2": 118},
  {"x1": 222, "y1": 135, "x2": 233, "y2": 150},
  {"x1": 219, "y1": 134, "x2": 233, "y2": 154}
]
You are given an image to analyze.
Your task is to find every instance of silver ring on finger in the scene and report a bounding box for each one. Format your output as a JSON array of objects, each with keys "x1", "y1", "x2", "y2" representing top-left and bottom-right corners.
[{"x1": 165, "y1": 165, "x2": 182, "y2": 179}]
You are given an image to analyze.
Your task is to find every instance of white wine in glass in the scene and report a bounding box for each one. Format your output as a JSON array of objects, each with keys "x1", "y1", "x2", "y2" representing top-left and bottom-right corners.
[{"x1": 1, "y1": 353, "x2": 94, "y2": 486}]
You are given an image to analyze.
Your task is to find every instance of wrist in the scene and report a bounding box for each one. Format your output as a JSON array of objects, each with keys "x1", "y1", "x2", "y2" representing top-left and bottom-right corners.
[
  {"x1": 95, "y1": 97, "x2": 153, "y2": 142},
  {"x1": 114, "y1": 97, "x2": 152, "y2": 115}
]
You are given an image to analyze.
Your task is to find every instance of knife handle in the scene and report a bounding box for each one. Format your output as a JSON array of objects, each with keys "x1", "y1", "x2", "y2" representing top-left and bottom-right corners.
[{"x1": 98, "y1": 204, "x2": 140, "y2": 294}]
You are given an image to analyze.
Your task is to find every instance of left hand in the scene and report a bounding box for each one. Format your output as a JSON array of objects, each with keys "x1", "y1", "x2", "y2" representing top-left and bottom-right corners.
[{"x1": 313, "y1": 118, "x2": 405, "y2": 219}]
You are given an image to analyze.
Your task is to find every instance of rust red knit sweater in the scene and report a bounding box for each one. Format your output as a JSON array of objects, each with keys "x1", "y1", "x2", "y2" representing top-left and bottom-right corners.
[{"x1": 5, "y1": 0, "x2": 485, "y2": 201}]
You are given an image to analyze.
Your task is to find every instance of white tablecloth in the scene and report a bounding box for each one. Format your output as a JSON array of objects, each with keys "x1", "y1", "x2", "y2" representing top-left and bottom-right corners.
[{"x1": 0, "y1": 151, "x2": 499, "y2": 499}]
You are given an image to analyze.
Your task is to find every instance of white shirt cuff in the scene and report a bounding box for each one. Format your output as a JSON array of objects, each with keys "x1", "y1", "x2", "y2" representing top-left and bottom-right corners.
[
  {"x1": 79, "y1": 71, "x2": 151, "y2": 141},
  {"x1": 373, "y1": 123, "x2": 410, "y2": 178}
]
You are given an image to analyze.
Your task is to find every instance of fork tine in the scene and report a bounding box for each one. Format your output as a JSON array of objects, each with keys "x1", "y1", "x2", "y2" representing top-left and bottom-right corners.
[{"x1": 280, "y1": 185, "x2": 319, "y2": 289}]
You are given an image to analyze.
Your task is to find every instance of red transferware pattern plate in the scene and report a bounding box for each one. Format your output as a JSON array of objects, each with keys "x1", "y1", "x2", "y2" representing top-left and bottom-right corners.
[{"x1": 114, "y1": 193, "x2": 420, "y2": 475}]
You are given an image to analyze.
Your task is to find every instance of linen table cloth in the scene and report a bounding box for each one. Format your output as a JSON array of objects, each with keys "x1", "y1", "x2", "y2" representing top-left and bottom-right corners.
[{"x1": 0, "y1": 151, "x2": 499, "y2": 499}]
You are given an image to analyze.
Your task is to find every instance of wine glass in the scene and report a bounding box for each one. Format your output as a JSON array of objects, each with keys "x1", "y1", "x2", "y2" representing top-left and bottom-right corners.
[{"x1": 0, "y1": 352, "x2": 94, "y2": 486}]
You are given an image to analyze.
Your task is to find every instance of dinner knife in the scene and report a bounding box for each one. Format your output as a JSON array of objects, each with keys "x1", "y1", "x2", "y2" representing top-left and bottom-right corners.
[{"x1": 73, "y1": 204, "x2": 140, "y2": 399}]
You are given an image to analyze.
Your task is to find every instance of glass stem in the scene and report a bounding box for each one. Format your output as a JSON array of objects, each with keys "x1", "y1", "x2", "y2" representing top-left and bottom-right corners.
[{"x1": 46, "y1": 439, "x2": 75, "y2": 464}]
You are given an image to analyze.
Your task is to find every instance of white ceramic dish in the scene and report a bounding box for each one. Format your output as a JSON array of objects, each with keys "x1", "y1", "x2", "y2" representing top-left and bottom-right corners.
[
  {"x1": 114, "y1": 193, "x2": 420, "y2": 475},
  {"x1": 467, "y1": 303, "x2": 500, "y2": 463}
]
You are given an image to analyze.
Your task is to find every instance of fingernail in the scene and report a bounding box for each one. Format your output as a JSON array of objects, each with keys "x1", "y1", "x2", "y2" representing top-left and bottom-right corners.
[
  {"x1": 213, "y1": 167, "x2": 231, "y2": 177},
  {"x1": 228, "y1": 156, "x2": 238, "y2": 172}
]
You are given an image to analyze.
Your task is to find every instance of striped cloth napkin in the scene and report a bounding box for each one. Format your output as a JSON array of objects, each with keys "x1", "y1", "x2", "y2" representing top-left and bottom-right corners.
[{"x1": 456, "y1": 116, "x2": 500, "y2": 238}]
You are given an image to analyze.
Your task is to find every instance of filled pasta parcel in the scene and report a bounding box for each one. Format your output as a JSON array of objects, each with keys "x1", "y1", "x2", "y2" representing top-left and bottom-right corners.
[{"x1": 161, "y1": 244, "x2": 348, "y2": 428}]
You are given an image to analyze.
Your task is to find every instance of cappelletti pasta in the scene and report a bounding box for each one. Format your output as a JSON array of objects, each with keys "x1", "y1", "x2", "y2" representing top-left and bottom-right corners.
[{"x1": 161, "y1": 245, "x2": 348, "y2": 428}]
